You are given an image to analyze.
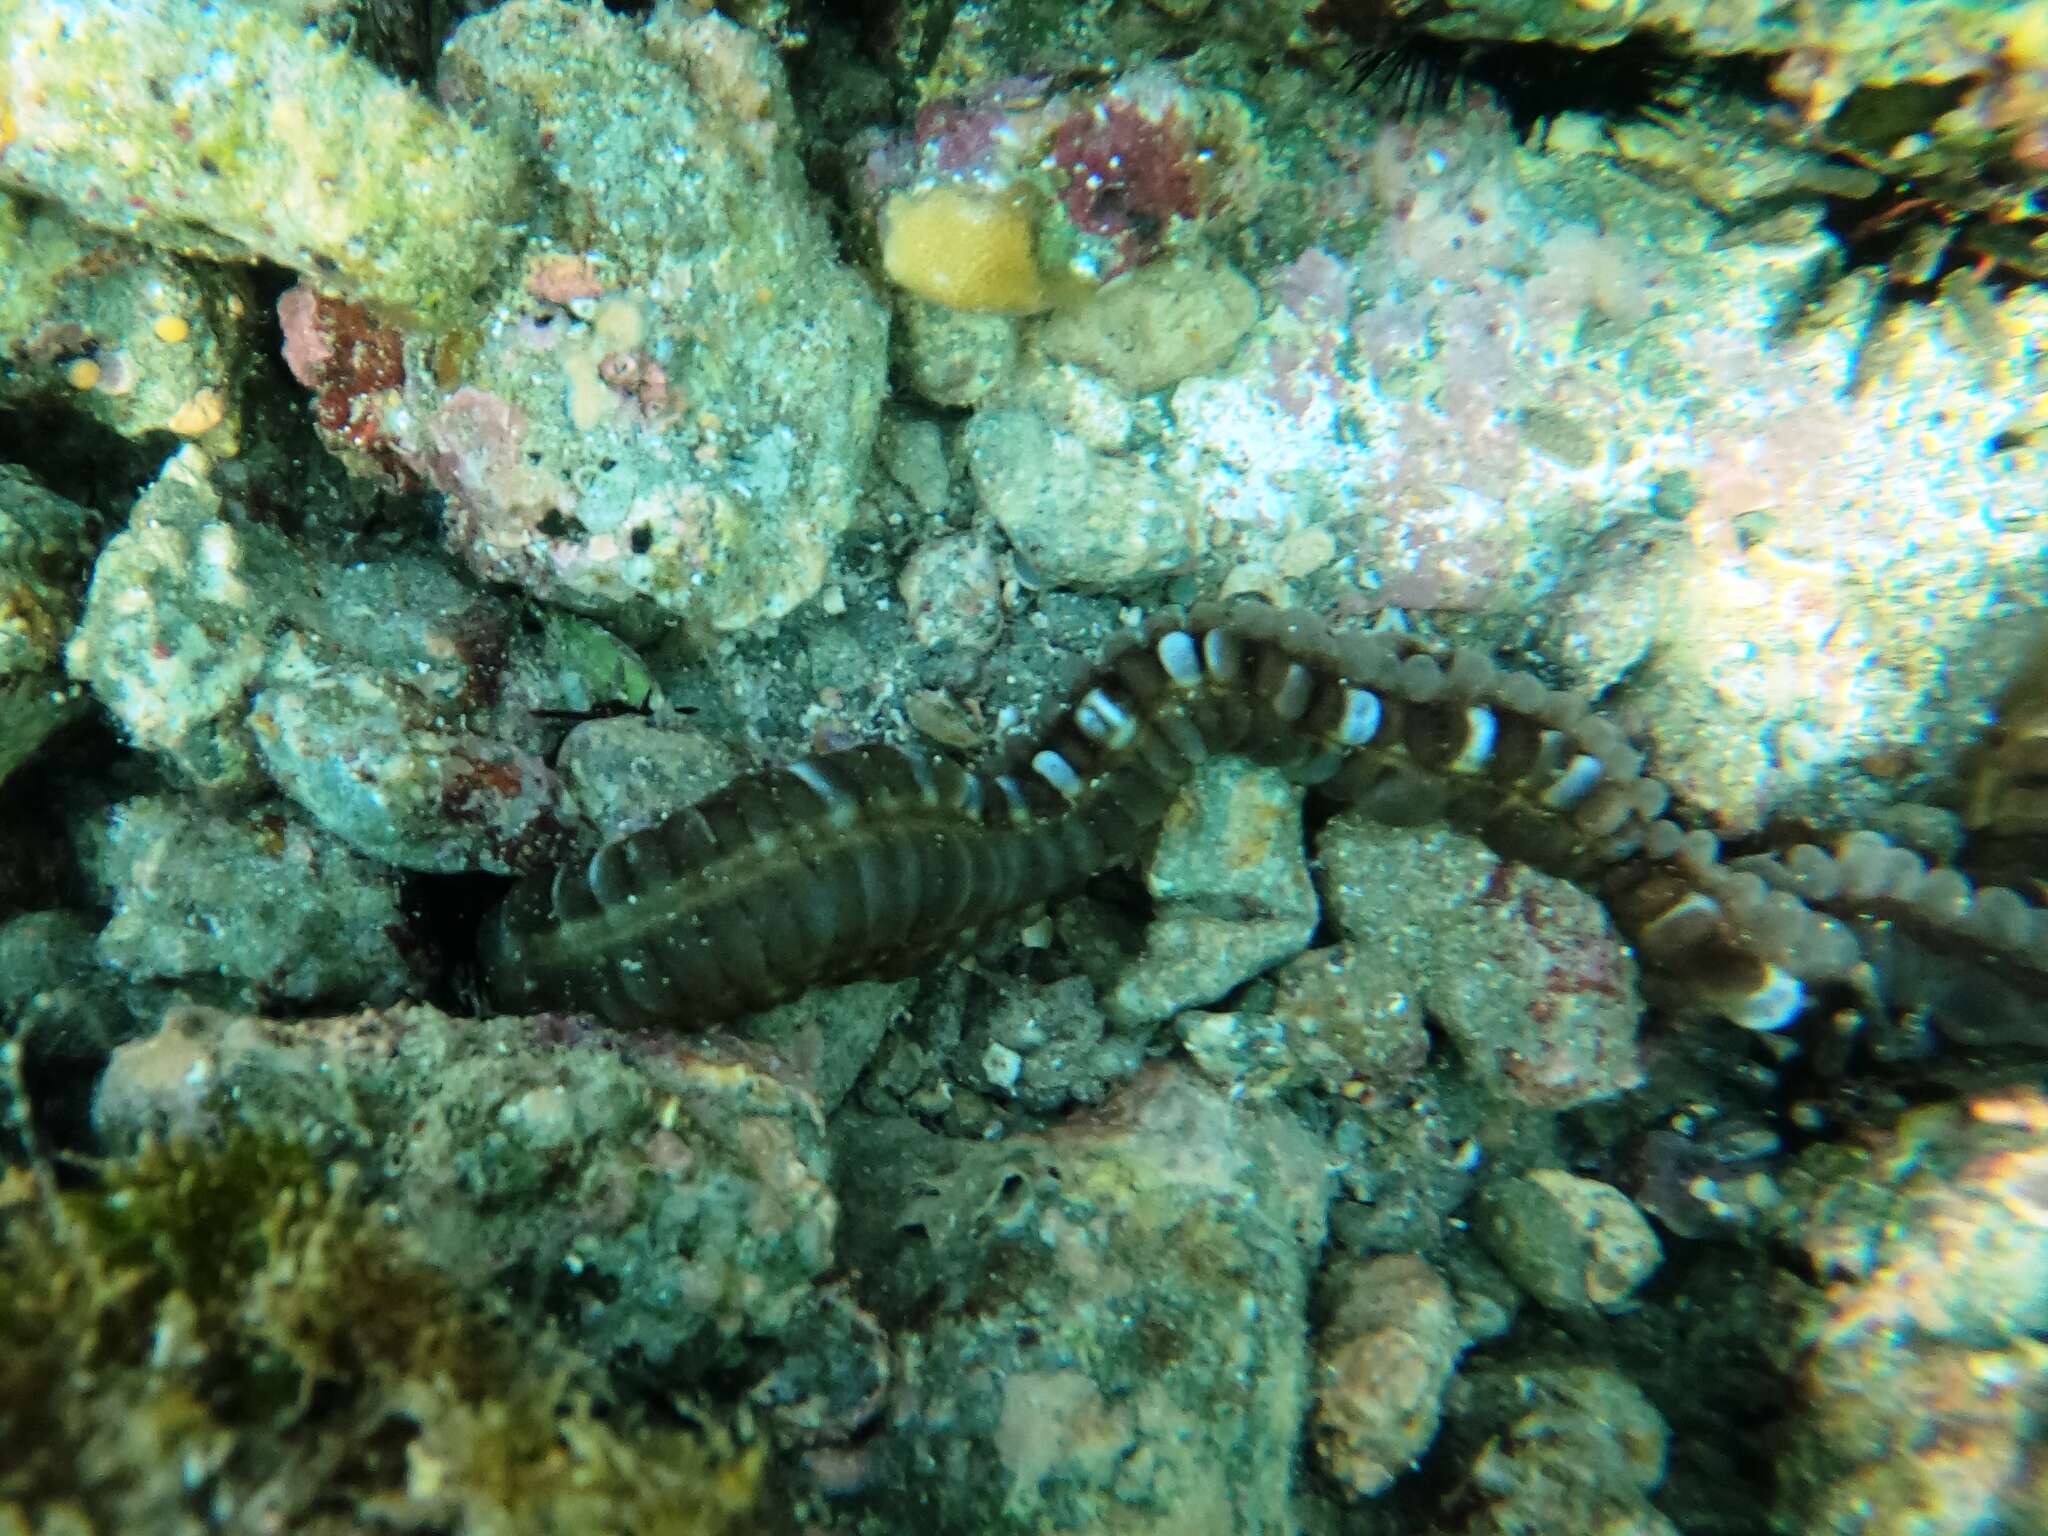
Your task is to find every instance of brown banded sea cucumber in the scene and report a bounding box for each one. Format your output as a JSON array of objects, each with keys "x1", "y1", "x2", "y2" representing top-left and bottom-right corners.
[{"x1": 478, "y1": 601, "x2": 2048, "y2": 1036}]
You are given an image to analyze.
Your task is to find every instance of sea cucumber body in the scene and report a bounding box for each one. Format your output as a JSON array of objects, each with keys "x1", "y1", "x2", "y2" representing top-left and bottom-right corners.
[{"x1": 479, "y1": 603, "x2": 2048, "y2": 1032}]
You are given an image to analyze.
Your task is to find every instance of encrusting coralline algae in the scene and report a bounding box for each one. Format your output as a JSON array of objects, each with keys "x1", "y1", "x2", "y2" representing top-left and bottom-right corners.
[{"x1": 2, "y1": 0, "x2": 2047, "y2": 1531}]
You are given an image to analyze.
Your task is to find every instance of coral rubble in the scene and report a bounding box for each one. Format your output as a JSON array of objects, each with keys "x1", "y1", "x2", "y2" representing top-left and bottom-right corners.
[
  {"x1": 402, "y1": 1, "x2": 887, "y2": 635},
  {"x1": 833, "y1": 1065, "x2": 1327, "y2": 1533},
  {"x1": 0, "y1": 0, "x2": 529, "y2": 321},
  {"x1": 0, "y1": 195, "x2": 248, "y2": 453},
  {"x1": 94, "y1": 1002, "x2": 838, "y2": 1374},
  {"x1": 1770, "y1": 1087, "x2": 2048, "y2": 1533},
  {"x1": 3, "y1": 0, "x2": 2046, "y2": 1530}
]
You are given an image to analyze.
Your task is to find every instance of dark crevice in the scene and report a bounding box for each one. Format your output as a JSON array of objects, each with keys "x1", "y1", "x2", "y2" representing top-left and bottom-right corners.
[{"x1": 0, "y1": 404, "x2": 172, "y2": 518}]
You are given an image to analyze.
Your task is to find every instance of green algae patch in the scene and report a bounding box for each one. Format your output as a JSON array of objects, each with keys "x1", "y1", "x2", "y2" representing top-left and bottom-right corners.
[{"x1": 0, "y1": 1133, "x2": 767, "y2": 1536}]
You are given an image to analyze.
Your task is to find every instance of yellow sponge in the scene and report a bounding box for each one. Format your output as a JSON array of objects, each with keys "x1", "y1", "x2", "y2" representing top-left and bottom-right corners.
[{"x1": 880, "y1": 183, "x2": 1049, "y2": 314}]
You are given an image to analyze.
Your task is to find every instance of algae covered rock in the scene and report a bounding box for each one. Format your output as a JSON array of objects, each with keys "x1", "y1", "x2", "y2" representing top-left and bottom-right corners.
[
  {"x1": 860, "y1": 61, "x2": 1261, "y2": 313},
  {"x1": 65, "y1": 451, "x2": 595, "y2": 871},
  {"x1": 1474, "y1": 1169, "x2": 1663, "y2": 1315},
  {"x1": 0, "y1": 1133, "x2": 763, "y2": 1535},
  {"x1": 966, "y1": 404, "x2": 1198, "y2": 590},
  {"x1": 1438, "y1": 1363, "x2": 1679, "y2": 1535},
  {"x1": 0, "y1": 464, "x2": 98, "y2": 787},
  {"x1": 1318, "y1": 818, "x2": 1645, "y2": 1109},
  {"x1": 893, "y1": 291, "x2": 1020, "y2": 406},
  {"x1": 64, "y1": 446, "x2": 287, "y2": 794},
  {"x1": 1039, "y1": 256, "x2": 1260, "y2": 396},
  {"x1": 1178, "y1": 942, "x2": 1431, "y2": 1099},
  {"x1": 1311, "y1": 1252, "x2": 1469, "y2": 1500},
  {"x1": 954, "y1": 973, "x2": 1142, "y2": 1114},
  {"x1": 1769, "y1": 1087, "x2": 2048, "y2": 1534},
  {"x1": 93, "y1": 1002, "x2": 837, "y2": 1373},
  {"x1": 0, "y1": 0, "x2": 530, "y2": 320},
  {"x1": 249, "y1": 645, "x2": 580, "y2": 875},
  {"x1": 556, "y1": 714, "x2": 746, "y2": 841},
  {"x1": 91, "y1": 795, "x2": 420, "y2": 1011},
  {"x1": 1107, "y1": 757, "x2": 1319, "y2": 1025},
  {"x1": 398, "y1": 0, "x2": 888, "y2": 634},
  {"x1": 0, "y1": 195, "x2": 249, "y2": 452},
  {"x1": 833, "y1": 1064, "x2": 1328, "y2": 1534}
]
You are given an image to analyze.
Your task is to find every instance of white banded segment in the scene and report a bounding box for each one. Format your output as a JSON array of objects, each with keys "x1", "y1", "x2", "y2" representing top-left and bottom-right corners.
[
  {"x1": 1030, "y1": 749, "x2": 1086, "y2": 801},
  {"x1": 1631, "y1": 887, "x2": 1725, "y2": 950},
  {"x1": 1200, "y1": 626, "x2": 1243, "y2": 683},
  {"x1": 1447, "y1": 705, "x2": 1497, "y2": 774},
  {"x1": 789, "y1": 758, "x2": 859, "y2": 829},
  {"x1": 1719, "y1": 964, "x2": 1807, "y2": 1032},
  {"x1": 992, "y1": 774, "x2": 1033, "y2": 823},
  {"x1": 1334, "y1": 688, "x2": 1382, "y2": 747},
  {"x1": 1156, "y1": 630, "x2": 1203, "y2": 687},
  {"x1": 1074, "y1": 687, "x2": 1140, "y2": 749},
  {"x1": 1541, "y1": 752, "x2": 1605, "y2": 809}
]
